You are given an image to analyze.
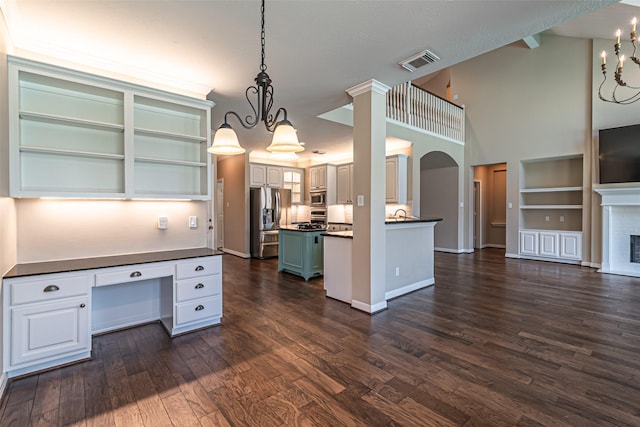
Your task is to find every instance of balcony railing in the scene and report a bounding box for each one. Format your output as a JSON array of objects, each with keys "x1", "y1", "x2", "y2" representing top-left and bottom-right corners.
[{"x1": 387, "y1": 82, "x2": 465, "y2": 144}]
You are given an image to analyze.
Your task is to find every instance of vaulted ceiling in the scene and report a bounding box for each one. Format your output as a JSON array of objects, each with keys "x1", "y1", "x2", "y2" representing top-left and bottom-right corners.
[{"x1": 2, "y1": 0, "x2": 635, "y2": 159}]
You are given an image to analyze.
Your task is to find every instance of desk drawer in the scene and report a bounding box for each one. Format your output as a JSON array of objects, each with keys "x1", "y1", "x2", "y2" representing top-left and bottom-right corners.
[
  {"x1": 176, "y1": 276, "x2": 220, "y2": 303},
  {"x1": 175, "y1": 296, "x2": 221, "y2": 326},
  {"x1": 95, "y1": 263, "x2": 172, "y2": 287},
  {"x1": 176, "y1": 257, "x2": 221, "y2": 280},
  {"x1": 10, "y1": 274, "x2": 90, "y2": 306}
]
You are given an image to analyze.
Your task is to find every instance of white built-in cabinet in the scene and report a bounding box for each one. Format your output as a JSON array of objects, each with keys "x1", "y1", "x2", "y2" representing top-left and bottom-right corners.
[
  {"x1": 4, "y1": 271, "x2": 92, "y2": 377},
  {"x1": 518, "y1": 155, "x2": 584, "y2": 263},
  {"x1": 3, "y1": 253, "x2": 222, "y2": 378},
  {"x1": 250, "y1": 163, "x2": 283, "y2": 187},
  {"x1": 386, "y1": 154, "x2": 408, "y2": 204},
  {"x1": 336, "y1": 163, "x2": 354, "y2": 204},
  {"x1": 8, "y1": 56, "x2": 212, "y2": 199},
  {"x1": 309, "y1": 165, "x2": 328, "y2": 190}
]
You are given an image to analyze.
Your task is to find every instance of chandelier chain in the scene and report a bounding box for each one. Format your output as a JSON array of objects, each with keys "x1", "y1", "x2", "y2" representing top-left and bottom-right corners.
[{"x1": 260, "y1": 0, "x2": 266, "y2": 72}]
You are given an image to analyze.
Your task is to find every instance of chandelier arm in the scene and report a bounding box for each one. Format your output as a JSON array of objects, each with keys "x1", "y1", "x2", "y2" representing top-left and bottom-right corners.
[
  {"x1": 611, "y1": 83, "x2": 640, "y2": 104},
  {"x1": 262, "y1": 84, "x2": 275, "y2": 126},
  {"x1": 265, "y1": 107, "x2": 289, "y2": 132}
]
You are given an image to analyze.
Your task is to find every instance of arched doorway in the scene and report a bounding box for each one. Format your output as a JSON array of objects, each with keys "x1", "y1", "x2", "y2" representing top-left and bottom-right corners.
[{"x1": 420, "y1": 151, "x2": 459, "y2": 252}]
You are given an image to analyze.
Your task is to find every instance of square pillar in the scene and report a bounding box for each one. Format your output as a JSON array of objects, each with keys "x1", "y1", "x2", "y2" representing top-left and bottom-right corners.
[{"x1": 346, "y1": 80, "x2": 390, "y2": 313}]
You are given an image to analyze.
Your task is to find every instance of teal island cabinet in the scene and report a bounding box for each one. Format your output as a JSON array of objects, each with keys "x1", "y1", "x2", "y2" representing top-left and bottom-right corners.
[{"x1": 278, "y1": 227, "x2": 324, "y2": 280}]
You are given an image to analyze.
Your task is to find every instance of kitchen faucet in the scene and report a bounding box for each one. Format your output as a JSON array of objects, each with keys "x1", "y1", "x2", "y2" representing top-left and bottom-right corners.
[{"x1": 394, "y1": 208, "x2": 407, "y2": 219}]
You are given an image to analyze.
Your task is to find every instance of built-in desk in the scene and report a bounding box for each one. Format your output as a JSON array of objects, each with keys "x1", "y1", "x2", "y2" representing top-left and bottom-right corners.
[{"x1": 3, "y1": 248, "x2": 223, "y2": 378}]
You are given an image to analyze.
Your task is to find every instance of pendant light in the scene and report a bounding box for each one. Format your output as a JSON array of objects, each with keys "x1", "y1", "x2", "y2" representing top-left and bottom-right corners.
[{"x1": 208, "y1": 0, "x2": 304, "y2": 155}]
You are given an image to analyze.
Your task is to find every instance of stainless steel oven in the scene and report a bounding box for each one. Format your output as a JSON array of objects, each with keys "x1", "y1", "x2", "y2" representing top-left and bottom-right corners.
[
  {"x1": 310, "y1": 208, "x2": 326, "y2": 224},
  {"x1": 310, "y1": 191, "x2": 326, "y2": 206}
]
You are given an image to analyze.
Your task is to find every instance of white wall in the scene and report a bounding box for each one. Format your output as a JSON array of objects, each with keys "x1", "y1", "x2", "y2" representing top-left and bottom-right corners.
[{"x1": 15, "y1": 199, "x2": 208, "y2": 263}]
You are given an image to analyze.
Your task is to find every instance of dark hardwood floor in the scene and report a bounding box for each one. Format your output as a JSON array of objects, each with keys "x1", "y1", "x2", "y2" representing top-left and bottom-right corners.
[{"x1": 2, "y1": 248, "x2": 640, "y2": 426}]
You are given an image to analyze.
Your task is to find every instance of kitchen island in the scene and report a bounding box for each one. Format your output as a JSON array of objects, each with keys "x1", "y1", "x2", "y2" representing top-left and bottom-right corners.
[
  {"x1": 278, "y1": 226, "x2": 325, "y2": 280},
  {"x1": 323, "y1": 217, "x2": 441, "y2": 307}
]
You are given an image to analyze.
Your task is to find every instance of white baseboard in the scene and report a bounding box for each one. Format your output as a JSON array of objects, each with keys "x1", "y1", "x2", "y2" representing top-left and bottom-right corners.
[
  {"x1": 583, "y1": 261, "x2": 601, "y2": 269},
  {"x1": 385, "y1": 278, "x2": 434, "y2": 300},
  {"x1": 222, "y1": 248, "x2": 251, "y2": 258},
  {"x1": 505, "y1": 252, "x2": 520, "y2": 259},
  {"x1": 434, "y1": 247, "x2": 466, "y2": 254},
  {"x1": 351, "y1": 299, "x2": 387, "y2": 314},
  {"x1": 0, "y1": 372, "x2": 7, "y2": 404},
  {"x1": 517, "y1": 254, "x2": 581, "y2": 265}
]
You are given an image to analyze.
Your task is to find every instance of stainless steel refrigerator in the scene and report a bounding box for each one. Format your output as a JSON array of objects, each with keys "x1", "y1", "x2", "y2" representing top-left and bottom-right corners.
[{"x1": 250, "y1": 187, "x2": 291, "y2": 259}]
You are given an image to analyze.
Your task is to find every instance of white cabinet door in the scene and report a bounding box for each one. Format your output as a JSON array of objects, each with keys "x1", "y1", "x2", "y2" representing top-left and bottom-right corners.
[
  {"x1": 539, "y1": 232, "x2": 560, "y2": 258},
  {"x1": 386, "y1": 158, "x2": 397, "y2": 202},
  {"x1": 385, "y1": 155, "x2": 408, "y2": 204},
  {"x1": 266, "y1": 166, "x2": 283, "y2": 188},
  {"x1": 250, "y1": 164, "x2": 266, "y2": 187},
  {"x1": 560, "y1": 232, "x2": 582, "y2": 260},
  {"x1": 11, "y1": 296, "x2": 90, "y2": 367},
  {"x1": 336, "y1": 164, "x2": 353, "y2": 204},
  {"x1": 519, "y1": 231, "x2": 539, "y2": 256},
  {"x1": 309, "y1": 165, "x2": 327, "y2": 190}
]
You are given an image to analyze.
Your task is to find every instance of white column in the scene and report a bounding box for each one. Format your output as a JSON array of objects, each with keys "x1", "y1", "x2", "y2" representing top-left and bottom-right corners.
[{"x1": 346, "y1": 80, "x2": 390, "y2": 313}]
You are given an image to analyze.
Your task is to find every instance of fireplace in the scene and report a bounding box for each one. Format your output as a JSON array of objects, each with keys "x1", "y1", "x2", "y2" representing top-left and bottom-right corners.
[
  {"x1": 595, "y1": 186, "x2": 640, "y2": 277},
  {"x1": 632, "y1": 235, "x2": 640, "y2": 263}
]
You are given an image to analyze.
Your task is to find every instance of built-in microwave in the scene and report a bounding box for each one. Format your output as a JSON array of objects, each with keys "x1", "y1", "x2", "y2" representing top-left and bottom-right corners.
[{"x1": 310, "y1": 191, "x2": 326, "y2": 206}]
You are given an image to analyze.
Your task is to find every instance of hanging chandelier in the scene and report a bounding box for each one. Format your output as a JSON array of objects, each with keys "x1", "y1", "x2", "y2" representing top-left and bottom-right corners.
[
  {"x1": 208, "y1": 0, "x2": 303, "y2": 155},
  {"x1": 598, "y1": 16, "x2": 640, "y2": 104}
]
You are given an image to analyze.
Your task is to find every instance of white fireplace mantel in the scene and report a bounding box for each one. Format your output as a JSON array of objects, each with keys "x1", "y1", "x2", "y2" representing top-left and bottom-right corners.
[{"x1": 594, "y1": 184, "x2": 640, "y2": 277}]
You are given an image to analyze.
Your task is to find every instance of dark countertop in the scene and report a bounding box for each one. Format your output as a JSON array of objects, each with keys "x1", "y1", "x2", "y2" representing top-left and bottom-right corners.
[
  {"x1": 279, "y1": 226, "x2": 328, "y2": 233},
  {"x1": 4, "y1": 247, "x2": 223, "y2": 279},
  {"x1": 322, "y1": 230, "x2": 353, "y2": 239},
  {"x1": 385, "y1": 216, "x2": 443, "y2": 225}
]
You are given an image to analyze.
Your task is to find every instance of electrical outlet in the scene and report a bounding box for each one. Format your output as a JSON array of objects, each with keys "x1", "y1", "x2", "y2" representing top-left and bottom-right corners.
[
  {"x1": 545, "y1": 216, "x2": 550, "y2": 222},
  {"x1": 157, "y1": 216, "x2": 168, "y2": 229},
  {"x1": 395, "y1": 267, "x2": 400, "y2": 276},
  {"x1": 560, "y1": 216, "x2": 565, "y2": 222},
  {"x1": 189, "y1": 216, "x2": 198, "y2": 228}
]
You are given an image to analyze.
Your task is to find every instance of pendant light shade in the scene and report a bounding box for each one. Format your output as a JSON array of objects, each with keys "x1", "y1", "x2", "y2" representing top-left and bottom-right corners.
[
  {"x1": 208, "y1": 123, "x2": 246, "y2": 155},
  {"x1": 266, "y1": 120, "x2": 304, "y2": 153}
]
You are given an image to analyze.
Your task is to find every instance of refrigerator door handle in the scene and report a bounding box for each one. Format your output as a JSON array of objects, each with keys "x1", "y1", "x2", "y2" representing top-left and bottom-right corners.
[{"x1": 275, "y1": 190, "x2": 281, "y2": 226}]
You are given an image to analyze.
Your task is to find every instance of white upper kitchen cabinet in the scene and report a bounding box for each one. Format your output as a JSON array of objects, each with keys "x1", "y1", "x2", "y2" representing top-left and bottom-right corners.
[
  {"x1": 8, "y1": 56, "x2": 213, "y2": 200},
  {"x1": 249, "y1": 163, "x2": 283, "y2": 188},
  {"x1": 385, "y1": 154, "x2": 408, "y2": 204},
  {"x1": 336, "y1": 163, "x2": 354, "y2": 204}
]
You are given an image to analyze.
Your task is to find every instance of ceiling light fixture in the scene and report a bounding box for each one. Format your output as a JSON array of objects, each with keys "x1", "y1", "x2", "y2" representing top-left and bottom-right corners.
[
  {"x1": 598, "y1": 16, "x2": 640, "y2": 104},
  {"x1": 208, "y1": 0, "x2": 303, "y2": 155}
]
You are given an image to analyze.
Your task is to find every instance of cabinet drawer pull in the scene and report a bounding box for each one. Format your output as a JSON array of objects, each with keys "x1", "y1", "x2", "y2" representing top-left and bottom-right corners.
[
  {"x1": 43, "y1": 285, "x2": 60, "y2": 292},
  {"x1": 80, "y1": 303, "x2": 86, "y2": 308},
  {"x1": 130, "y1": 271, "x2": 142, "y2": 278},
  {"x1": 195, "y1": 305, "x2": 205, "y2": 311},
  {"x1": 195, "y1": 283, "x2": 204, "y2": 289},
  {"x1": 195, "y1": 265, "x2": 205, "y2": 272}
]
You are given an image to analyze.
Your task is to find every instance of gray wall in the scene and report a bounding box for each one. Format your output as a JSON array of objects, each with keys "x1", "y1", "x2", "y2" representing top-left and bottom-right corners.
[
  {"x1": 451, "y1": 34, "x2": 594, "y2": 259},
  {"x1": 420, "y1": 152, "x2": 459, "y2": 251},
  {"x1": 217, "y1": 154, "x2": 250, "y2": 256}
]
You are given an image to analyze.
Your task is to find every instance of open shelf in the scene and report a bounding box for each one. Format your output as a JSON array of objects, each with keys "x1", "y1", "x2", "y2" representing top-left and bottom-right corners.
[
  {"x1": 520, "y1": 205, "x2": 583, "y2": 209},
  {"x1": 520, "y1": 186, "x2": 583, "y2": 193}
]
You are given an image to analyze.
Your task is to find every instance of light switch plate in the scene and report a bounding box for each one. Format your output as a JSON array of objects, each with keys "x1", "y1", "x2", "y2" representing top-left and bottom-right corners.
[
  {"x1": 189, "y1": 216, "x2": 198, "y2": 228},
  {"x1": 157, "y1": 216, "x2": 168, "y2": 229},
  {"x1": 357, "y1": 195, "x2": 364, "y2": 206}
]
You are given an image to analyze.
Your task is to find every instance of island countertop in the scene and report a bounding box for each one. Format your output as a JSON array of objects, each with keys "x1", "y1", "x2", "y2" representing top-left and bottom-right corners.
[
  {"x1": 385, "y1": 216, "x2": 443, "y2": 225},
  {"x1": 322, "y1": 230, "x2": 353, "y2": 239}
]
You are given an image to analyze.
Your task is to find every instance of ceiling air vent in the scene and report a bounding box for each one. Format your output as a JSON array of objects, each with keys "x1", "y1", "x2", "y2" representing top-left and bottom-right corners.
[{"x1": 399, "y1": 49, "x2": 440, "y2": 72}]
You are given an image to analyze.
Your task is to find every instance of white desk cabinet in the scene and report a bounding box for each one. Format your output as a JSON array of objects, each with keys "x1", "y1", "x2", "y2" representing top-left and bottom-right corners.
[
  {"x1": 3, "y1": 249, "x2": 222, "y2": 378},
  {"x1": 519, "y1": 229, "x2": 582, "y2": 263},
  {"x1": 4, "y1": 272, "x2": 91, "y2": 377}
]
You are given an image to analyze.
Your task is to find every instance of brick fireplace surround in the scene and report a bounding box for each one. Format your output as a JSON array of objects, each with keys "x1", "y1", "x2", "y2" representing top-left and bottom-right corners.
[{"x1": 595, "y1": 186, "x2": 640, "y2": 278}]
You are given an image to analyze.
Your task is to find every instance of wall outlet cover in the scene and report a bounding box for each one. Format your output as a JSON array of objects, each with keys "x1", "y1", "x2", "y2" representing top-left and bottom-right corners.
[
  {"x1": 189, "y1": 216, "x2": 198, "y2": 228},
  {"x1": 158, "y1": 216, "x2": 168, "y2": 230}
]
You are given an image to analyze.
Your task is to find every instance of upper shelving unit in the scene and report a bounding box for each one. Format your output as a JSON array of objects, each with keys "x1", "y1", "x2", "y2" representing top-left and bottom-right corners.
[{"x1": 9, "y1": 57, "x2": 213, "y2": 200}]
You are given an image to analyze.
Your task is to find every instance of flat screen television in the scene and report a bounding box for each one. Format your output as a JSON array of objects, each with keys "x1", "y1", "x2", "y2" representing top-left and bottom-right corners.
[{"x1": 599, "y1": 124, "x2": 640, "y2": 184}]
